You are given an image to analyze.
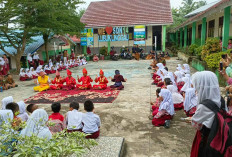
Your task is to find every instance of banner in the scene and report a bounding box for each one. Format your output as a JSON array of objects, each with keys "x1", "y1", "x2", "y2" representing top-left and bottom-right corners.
[
  {"x1": 134, "y1": 25, "x2": 146, "y2": 45},
  {"x1": 81, "y1": 28, "x2": 94, "y2": 46},
  {"x1": 80, "y1": 37, "x2": 87, "y2": 46},
  {"x1": 98, "y1": 27, "x2": 129, "y2": 42}
]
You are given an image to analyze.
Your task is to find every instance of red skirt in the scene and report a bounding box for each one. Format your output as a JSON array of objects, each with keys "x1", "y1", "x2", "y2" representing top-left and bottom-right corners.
[
  {"x1": 85, "y1": 130, "x2": 100, "y2": 139},
  {"x1": 174, "y1": 102, "x2": 183, "y2": 111},
  {"x1": 157, "y1": 82, "x2": 164, "y2": 87},
  {"x1": 152, "y1": 115, "x2": 172, "y2": 126},
  {"x1": 67, "y1": 129, "x2": 82, "y2": 133},
  {"x1": 185, "y1": 106, "x2": 197, "y2": 117},
  {"x1": 20, "y1": 76, "x2": 29, "y2": 81},
  {"x1": 190, "y1": 130, "x2": 201, "y2": 157}
]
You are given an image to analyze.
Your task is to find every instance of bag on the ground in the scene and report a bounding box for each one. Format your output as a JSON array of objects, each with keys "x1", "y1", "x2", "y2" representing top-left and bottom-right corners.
[{"x1": 201, "y1": 98, "x2": 232, "y2": 157}]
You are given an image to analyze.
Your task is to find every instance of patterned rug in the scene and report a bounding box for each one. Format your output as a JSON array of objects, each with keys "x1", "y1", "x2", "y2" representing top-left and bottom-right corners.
[{"x1": 25, "y1": 88, "x2": 120, "y2": 104}]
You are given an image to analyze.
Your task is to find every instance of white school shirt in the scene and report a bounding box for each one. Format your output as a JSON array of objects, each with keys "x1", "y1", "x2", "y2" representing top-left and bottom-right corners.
[
  {"x1": 66, "y1": 109, "x2": 83, "y2": 130},
  {"x1": 82, "y1": 112, "x2": 101, "y2": 134}
]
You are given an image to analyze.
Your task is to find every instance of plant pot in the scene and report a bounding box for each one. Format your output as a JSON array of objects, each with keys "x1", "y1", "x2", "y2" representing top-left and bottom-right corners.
[{"x1": 100, "y1": 56, "x2": 104, "y2": 60}]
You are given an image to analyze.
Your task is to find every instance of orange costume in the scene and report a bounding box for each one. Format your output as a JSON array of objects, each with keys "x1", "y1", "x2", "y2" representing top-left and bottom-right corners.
[
  {"x1": 76, "y1": 68, "x2": 93, "y2": 89},
  {"x1": 64, "y1": 69, "x2": 76, "y2": 90},
  {"x1": 93, "y1": 69, "x2": 108, "y2": 90},
  {"x1": 50, "y1": 71, "x2": 64, "y2": 90}
]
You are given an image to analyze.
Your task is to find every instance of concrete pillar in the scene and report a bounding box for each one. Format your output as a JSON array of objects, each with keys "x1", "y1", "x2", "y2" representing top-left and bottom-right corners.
[{"x1": 162, "y1": 25, "x2": 167, "y2": 51}]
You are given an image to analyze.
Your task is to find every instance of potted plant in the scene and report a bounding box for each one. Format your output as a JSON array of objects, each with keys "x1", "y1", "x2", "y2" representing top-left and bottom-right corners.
[{"x1": 99, "y1": 46, "x2": 108, "y2": 60}]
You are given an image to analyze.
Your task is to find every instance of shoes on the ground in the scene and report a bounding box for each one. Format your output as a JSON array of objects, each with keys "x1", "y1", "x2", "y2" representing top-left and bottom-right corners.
[
  {"x1": 151, "y1": 82, "x2": 156, "y2": 85},
  {"x1": 164, "y1": 120, "x2": 170, "y2": 129},
  {"x1": 148, "y1": 115, "x2": 154, "y2": 120},
  {"x1": 148, "y1": 67, "x2": 152, "y2": 70}
]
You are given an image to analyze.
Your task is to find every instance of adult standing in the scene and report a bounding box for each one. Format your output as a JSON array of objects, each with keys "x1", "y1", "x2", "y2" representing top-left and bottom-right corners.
[
  {"x1": 27, "y1": 53, "x2": 34, "y2": 68},
  {"x1": 33, "y1": 52, "x2": 40, "y2": 69},
  {"x1": 190, "y1": 71, "x2": 223, "y2": 157},
  {"x1": 63, "y1": 50, "x2": 68, "y2": 63},
  {"x1": 2, "y1": 54, "x2": 9, "y2": 75},
  {"x1": 0, "y1": 57, "x2": 5, "y2": 75}
]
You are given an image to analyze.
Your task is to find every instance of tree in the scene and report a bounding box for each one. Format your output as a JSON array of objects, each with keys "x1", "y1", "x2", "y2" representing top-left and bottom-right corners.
[
  {"x1": 34, "y1": 0, "x2": 85, "y2": 62},
  {"x1": 0, "y1": 0, "x2": 39, "y2": 72},
  {"x1": 167, "y1": 0, "x2": 207, "y2": 32}
]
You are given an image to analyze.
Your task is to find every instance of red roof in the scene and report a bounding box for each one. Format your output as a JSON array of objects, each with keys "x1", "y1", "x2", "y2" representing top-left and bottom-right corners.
[
  {"x1": 69, "y1": 35, "x2": 81, "y2": 43},
  {"x1": 81, "y1": 0, "x2": 173, "y2": 28}
]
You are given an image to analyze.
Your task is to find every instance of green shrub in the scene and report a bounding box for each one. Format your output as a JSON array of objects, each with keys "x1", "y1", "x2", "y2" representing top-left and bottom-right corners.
[
  {"x1": 195, "y1": 46, "x2": 203, "y2": 60},
  {"x1": 204, "y1": 50, "x2": 230, "y2": 69},
  {"x1": 195, "y1": 38, "x2": 201, "y2": 46},
  {"x1": 201, "y1": 38, "x2": 221, "y2": 60},
  {"x1": 189, "y1": 44, "x2": 198, "y2": 56},
  {"x1": 99, "y1": 46, "x2": 108, "y2": 56}
]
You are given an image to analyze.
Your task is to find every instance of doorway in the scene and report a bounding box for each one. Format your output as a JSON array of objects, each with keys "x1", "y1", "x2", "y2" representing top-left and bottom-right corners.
[{"x1": 152, "y1": 26, "x2": 162, "y2": 51}]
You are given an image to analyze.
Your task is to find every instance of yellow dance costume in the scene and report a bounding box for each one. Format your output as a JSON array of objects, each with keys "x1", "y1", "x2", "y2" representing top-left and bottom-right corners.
[{"x1": 34, "y1": 75, "x2": 50, "y2": 92}]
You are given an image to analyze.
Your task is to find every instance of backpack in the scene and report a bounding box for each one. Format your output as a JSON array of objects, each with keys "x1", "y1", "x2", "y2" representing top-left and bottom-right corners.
[{"x1": 201, "y1": 98, "x2": 232, "y2": 157}]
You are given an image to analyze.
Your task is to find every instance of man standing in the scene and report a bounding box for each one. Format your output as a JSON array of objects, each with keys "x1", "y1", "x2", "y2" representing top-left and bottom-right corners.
[
  {"x1": 2, "y1": 54, "x2": 9, "y2": 75},
  {"x1": 63, "y1": 50, "x2": 68, "y2": 63}
]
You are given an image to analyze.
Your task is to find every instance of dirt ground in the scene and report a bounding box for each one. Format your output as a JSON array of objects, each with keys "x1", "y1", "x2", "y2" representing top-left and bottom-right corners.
[{"x1": 1, "y1": 58, "x2": 198, "y2": 157}]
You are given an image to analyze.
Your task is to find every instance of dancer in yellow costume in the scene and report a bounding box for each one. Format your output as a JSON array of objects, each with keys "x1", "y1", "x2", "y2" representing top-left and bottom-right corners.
[{"x1": 34, "y1": 71, "x2": 50, "y2": 92}]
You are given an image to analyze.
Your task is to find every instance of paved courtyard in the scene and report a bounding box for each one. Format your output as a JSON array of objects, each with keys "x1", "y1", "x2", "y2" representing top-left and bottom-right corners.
[{"x1": 1, "y1": 58, "x2": 198, "y2": 157}]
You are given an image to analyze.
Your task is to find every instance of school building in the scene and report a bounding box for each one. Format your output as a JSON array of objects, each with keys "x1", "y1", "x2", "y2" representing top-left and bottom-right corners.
[
  {"x1": 169, "y1": 0, "x2": 232, "y2": 50},
  {"x1": 80, "y1": 0, "x2": 173, "y2": 54}
]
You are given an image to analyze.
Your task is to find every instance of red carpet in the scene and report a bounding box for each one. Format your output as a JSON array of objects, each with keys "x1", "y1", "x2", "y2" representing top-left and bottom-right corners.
[{"x1": 25, "y1": 88, "x2": 120, "y2": 104}]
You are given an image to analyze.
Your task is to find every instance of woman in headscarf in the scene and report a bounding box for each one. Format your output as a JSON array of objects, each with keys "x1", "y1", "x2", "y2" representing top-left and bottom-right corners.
[
  {"x1": 167, "y1": 85, "x2": 184, "y2": 110},
  {"x1": 183, "y1": 64, "x2": 190, "y2": 74},
  {"x1": 17, "y1": 101, "x2": 29, "y2": 122},
  {"x1": 157, "y1": 68, "x2": 168, "y2": 87},
  {"x1": 184, "y1": 88, "x2": 197, "y2": 117},
  {"x1": 190, "y1": 71, "x2": 222, "y2": 157},
  {"x1": 33, "y1": 71, "x2": 50, "y2": 92},
  {"x1": 30, "y1": 67, "x2": 39, "y2": 79},
  {"x1": 26, "y1": 68, "x2": 33, "y2": 79},
  {"x1": 152, "y1": 89, "x2": 175, "y2": 127},
  {"x1": 180, "y1": 75, "x2": 192, "y2": 93},
  {"x1": 110, "y1": 70, "x2": 127, "y2": 90},
  {"x1": 36, "y1": 65, "x2": 43, "y2": 74},
  {"x1": 27, "y1": 53, "x2": 34, "y2": 68},
  {"x1": 20, "y1": 109, "x2": 52, "y2": 140},
  {"x1": 152, "y1": 63, "x2": 164, "y2": 82},
  {"x1": 1, "y1": 96, "x2": 13, "y2": 110}
]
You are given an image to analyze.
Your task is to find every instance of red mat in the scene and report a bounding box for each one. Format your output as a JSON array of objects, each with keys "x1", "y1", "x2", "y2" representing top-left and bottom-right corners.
[{"x1": 25, "y1": 88, "x2": 120, "y2": 104}]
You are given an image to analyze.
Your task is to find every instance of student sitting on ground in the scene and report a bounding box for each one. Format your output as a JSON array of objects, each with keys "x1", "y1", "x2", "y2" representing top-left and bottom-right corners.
[
  {"x1": 44, "y1": 65, "x2": 51, "y2": 74},
  {"x1": 29, "y1": 67, "x2": 39, "y2": 79},
  {"x1": 19, "y1": 68, "x2": 31, "y2": 81},
  {"x1": 110, "y1": 70, "x2": 127, "y2": 90},
  {"x1": 5, "y1": 74, "x2": 18, "y2": 89},
  {"x1": 6, "y1": 102, "x2": 22, "y2": 129},
  {"x1": 151, "y1": 89, "x2": 175, "y2": 128},
  {"x1": 174, "y1": 71, "x2": 184, "y2": 92},
  {"x1": 149, "y1": 88, "x2": 161, "y2": 119},
  {"x1": 167, "y1": 84, "x2": 184, "y2": 110},
  {"x1": 76, "y1": 68, "x2": 93, "y2": 90},
  {"x1": 93, "y1": 69, "x2": 108, "y2": 90},
  {"x1": 48, "y1": 102, "x2": 65, "y2": 134},
  {"x1": 0, "y1": 75, "x2": 9, "y2": 91},
  {"x1": 17, "y1": 101, "x2": 29, "y2": 122},
  {"x1": 65, "y1": 102, "x2": 83, "y2": 133},
  {"x1": 26, "y1": 103, "x2": 38, "y2": 114},
  {"x1": 1, "y1": 96, "x2": 13, "y2": 110},
  {"x1": 20, "y1": 109, "x2": 52, "y2": 140},
  {"x1": 183, "y1": 88, "x2": 197, "y2": 117},
  {"x1": 82, "y1": 100, "x2": 101, "y2": 139}
]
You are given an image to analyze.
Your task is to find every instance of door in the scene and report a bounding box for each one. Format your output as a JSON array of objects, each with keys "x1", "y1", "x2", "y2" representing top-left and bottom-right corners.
[{"x1": 152, "y1": 26, "x2": 162, "y2": 51}]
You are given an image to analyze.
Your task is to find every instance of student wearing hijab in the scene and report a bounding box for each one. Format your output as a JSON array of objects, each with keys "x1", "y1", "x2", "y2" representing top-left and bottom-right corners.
[
  {"x1": 1, "y1": 96, "x2": 13, "y2": 110},
  {"x1": 183, "y1": 88, "x2": 197, "y2": 117},
  {"x1": 152, "y1": 89, "x2": 175, "y2": 127},
  {"x1": 190, "y1": 71, "x2": 222, "y2": 157},
  {"x1": 157, "y1": 68, "x2": 168, "y2": 87},
  {"x1": 44, "y1": 65, "x2": 51, "y2": 74},
  {"x1": 181, "y1": 76, "x2": 192, "y2": 93},
  {"x1": 30, "y1": 67, "x2": 39, "y2": 79},
  {"x1": 17, "y1": 101, "x2": 29, "y2": 122},
  {"x1": 183, "y1": 64, "x2": 190, "y2": 74},
  {"x1": 152, "y1": 63, "x2": 164, "y2": 84},
  {"x1": 26, "y1": 68, "x2": 33, "y2": 79},
  {"x1": 167, "y1": 85, "x2": 184, "y2": 110},
  {"x1": 27, "y1": 53, "x2": 34, "y2": 68},
  {"x1": 20, "y1": 109, "x2": 52, "y2": 140},
  {"x1": 174, "y1": 71, "x2": 185, "y2": 92},
  {"x1": 36, "y1": 65, "x2": 43, "y2": 74},
  {"x1": 110, "y1": 70, "x2": 127, "y2": 90},
  {"x1": 19, "y1": 68, "x2": 30, "y2": 81}
]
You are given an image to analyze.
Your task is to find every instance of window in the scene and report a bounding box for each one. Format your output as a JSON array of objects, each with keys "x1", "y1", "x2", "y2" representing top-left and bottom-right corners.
[
  {"x1": 198, "y1": 24, "x2": 202, "y2": 38},
  {"x1": 219, "y1": 16, "x2": 224, "y2": 38},
  {"x1": 128, "y1": 27, "x2": 134, "y2": 40},
  {"x1": 208, "y1": 20, "x2": 215, "y2": 37},
  {"x1": 94, "y1": 29, "x2": 98, "y2": 34}
]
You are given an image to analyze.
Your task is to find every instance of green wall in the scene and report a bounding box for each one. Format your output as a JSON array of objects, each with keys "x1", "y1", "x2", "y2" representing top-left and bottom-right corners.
[{"x1": 42, "y1": 48, "x2": 71, "y2": 61}]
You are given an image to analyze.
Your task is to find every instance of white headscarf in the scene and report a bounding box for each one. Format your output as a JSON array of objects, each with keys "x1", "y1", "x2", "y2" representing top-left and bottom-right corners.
[
  {"x1": 49, "y1": 59, "x2": 53, "y2": 68},
  {"x1": 20, "y1": 109, "x2": 52, "y2": 140},
  {"x1": 183, "y1": 64, "x2": 190, "y2": 74},
  {"x1": 0, "y1": 110, "x2": 13, "y2": 125},
  {"x1": 156, "y1": 63, "x2": 164, "y2": 77},
  {"x1": 33, "y1": 52, "x2": 40, "y2": 60},
  {"x1": 27, "y1": 54, "x2": 33, "y2": 62},
  {"x1": 17, "y1": 101, "x2": 29, "y2": 122},
  {"x1": 36, "y1": 65, "x2": 43, "y2": 73},
  {"x1": 159, "y1": 89, "x2": 175, "y2": 116},
  {"x1": 20, "y1": 68, "x2": 26, "y2": 77},
  {"x1": 167, "y1": 85, "x2": 183, "y2": 104},
  {"x1": 191, "y1": 71, "x2": 221, "y2": 129},
  {"x1": 160, "y1": 69, "x2": 168, "y2": 81},
  {"x1": 56, "y1": 63, "x2": 60, "y2": 70},
  {"x1": 181, "y1": 76, "x2": 192, "y2": 92},
  {"x1": 26, "y1": 68, "x2": 32, "y2": 77},
  {"x1": 2, "y1": 96, "x2": 13, "y2": 110},
  {"x1": 168, "y1": 72, "x2": 176, "y2": 87},
  {"x1": 44, "y1": 65, "x2": 50, "y2": 71},
  {"x1": 174, "y1": 71, "x2": 183, "y2": 83},
  {"x1": 184, "y1": 88, "x2": 197, "y2": 112},
  {"x1": 0, "y1": 57, "x2": 5, "y2": 66},
  {"x1": 30, "y1": 67, "x2": 38, "y2": 76}
]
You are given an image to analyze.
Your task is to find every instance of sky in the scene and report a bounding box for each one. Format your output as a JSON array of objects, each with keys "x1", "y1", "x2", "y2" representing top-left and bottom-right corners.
[{"x1": 78, "y1": 0, "x2": 219, "y2": 10}]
